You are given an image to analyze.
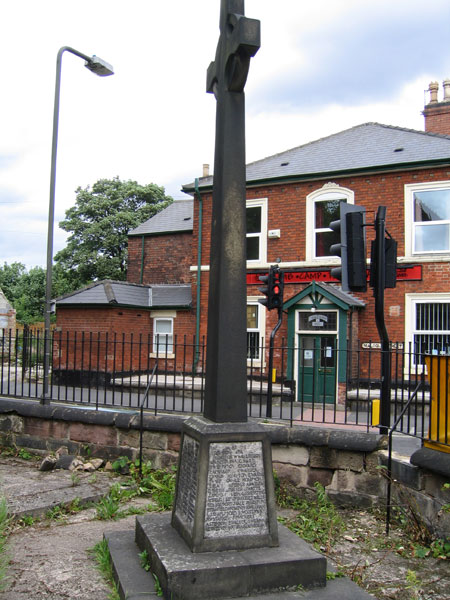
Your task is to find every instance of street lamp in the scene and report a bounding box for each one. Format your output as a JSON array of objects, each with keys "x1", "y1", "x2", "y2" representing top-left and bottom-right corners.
[{"x1": 42, "y1": 47, "x2": 114, "y2": 404}]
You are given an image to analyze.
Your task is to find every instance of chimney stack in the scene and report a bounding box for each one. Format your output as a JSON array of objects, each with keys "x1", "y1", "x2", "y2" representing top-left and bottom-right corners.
[
  {"x1": 443, "y1": 79, "x2": 450, "y2": 102},
  {"x1": 202, "y1": 163, "x2": 210, "y2": 177},
  {"x1": 423, "y1": 79, "x2": 450, "y2": 135}
]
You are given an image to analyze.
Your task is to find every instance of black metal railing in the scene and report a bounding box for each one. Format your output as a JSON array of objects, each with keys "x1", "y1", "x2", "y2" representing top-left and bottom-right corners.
[{"x1": 1, "y1": 328, "x2": 449, "y2": 448}]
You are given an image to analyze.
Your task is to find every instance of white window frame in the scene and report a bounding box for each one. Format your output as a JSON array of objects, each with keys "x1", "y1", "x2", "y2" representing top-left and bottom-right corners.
[
  {"x1": 405, "y1": 293, "x2": 450, "y2": 372},
  {"x1": 247, "y1": 298, "x2": 266, "y2": 365},
  {"x1": 246, "y1": 198, "x2": 268, "y2": 267},
  {"x1": 305, "y1": 183, "x2": 354, "y2": 263},
  {"x1": 405, "y1": 180, "x2": 450, "y2": 258},
  {"x1": 151, "y1": 314, "x2": 175, "y2": 357}
]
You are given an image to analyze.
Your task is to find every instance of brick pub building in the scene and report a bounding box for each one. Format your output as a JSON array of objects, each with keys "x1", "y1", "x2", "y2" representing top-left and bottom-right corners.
[{"x1": 56, "y1": 81, "x2": 450, "y2": 403}]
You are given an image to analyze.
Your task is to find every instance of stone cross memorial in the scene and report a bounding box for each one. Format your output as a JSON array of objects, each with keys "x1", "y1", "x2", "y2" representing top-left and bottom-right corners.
[{"x1": 134, "y1": 2, "x2": 327, "y2": 597}]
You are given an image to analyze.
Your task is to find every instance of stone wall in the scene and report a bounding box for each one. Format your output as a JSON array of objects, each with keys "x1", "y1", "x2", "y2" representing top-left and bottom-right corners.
[{"x1": 0, "y1": 399, "x2": 448, "y2": 538}]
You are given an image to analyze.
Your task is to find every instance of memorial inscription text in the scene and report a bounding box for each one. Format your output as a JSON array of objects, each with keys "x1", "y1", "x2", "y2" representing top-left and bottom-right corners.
[
  {"x1": 174, "y1": 435, "x2": 199, "y2": 534},
  {"x1": 204, "y1": 441, "x2": 268, "y2": 538}
]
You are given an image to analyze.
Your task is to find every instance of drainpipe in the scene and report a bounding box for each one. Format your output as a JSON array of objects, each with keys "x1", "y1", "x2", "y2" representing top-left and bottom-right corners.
[
  {"x1": 193, "y1": 177, "x2": 203, "y2": 373},
  {"x1": 139, "y1": 235, "x2": 145, "y2": 284}
]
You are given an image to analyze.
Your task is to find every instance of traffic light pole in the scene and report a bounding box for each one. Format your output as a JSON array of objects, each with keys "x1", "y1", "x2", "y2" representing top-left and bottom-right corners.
[
  {"x1": 373, "y1": 206, "x2": 391, "y2": 434},
  {"x1": 266, "y1": 307, "x2": 283, "y2": 418}
]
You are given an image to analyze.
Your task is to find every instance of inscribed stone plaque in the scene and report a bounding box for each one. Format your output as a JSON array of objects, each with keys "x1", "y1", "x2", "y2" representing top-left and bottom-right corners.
[
  {"x1": 174, "y1": 435, "x2": 199, "y2": 535},
  {"x1": 204, "y1": 441, "x2": 268, "y2": 538}
]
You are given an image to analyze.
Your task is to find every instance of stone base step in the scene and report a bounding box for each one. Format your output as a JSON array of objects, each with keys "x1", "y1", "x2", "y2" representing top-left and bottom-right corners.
[{"x1": 105, "y1": 515, "x2": 374, "y2": 600}]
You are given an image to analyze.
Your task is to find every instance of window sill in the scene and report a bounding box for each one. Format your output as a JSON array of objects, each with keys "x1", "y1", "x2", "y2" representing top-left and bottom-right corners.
[
  {"x1": 150, "y1": 353, "x2": 175, "y2": 359},
  {"x1": 401, "y1": 254, "x2": 450, "y2": 263}
]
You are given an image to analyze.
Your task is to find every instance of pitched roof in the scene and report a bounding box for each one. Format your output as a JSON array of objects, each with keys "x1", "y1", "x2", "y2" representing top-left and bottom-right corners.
[
  {"x1": 129, "y1": 199, "x2": 193, "y2": 236},
  {"x1": 184, "y1": 123, "x2": 450, "y2": 191},
  {"x1": 56, "y1": 280, "x2": 191, "y2": 309},
  {"x1": 283, "y1": 281, "x2": 365, "y2": 311}
]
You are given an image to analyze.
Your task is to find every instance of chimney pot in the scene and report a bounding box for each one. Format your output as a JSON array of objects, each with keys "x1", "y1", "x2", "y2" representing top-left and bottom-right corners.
[
  {"x1": 428, "y1": 81, "x2": 439, "y2": 103},
  {"x1": 202, "y1": 163, "x2": 210, "y2": 177},
  {"x1": 443, "y1": 79, "x2": 450, "y2": 102}
]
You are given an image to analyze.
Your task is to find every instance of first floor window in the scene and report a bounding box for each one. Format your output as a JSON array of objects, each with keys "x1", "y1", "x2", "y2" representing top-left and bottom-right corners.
[
  {"x1": 314, "y1": 198, "x2": 344, "y2": 257},
  {"x1": 153, "y1": 318, "x2": 173, "y2": 354},
  {"x1": 246, "y1": 198, "x2": 267, "y2": 265},
  {"x1": 246, "y1": 205, "x2": 262, "y2": 261},
  {"x1": 247, "y1": 304, "x2": 261, "y2": 360},
  {"x1": 306, "y1": 184, "x2": 354, "y2": 262},
  {"x1": 405, "y1": 181, "x2": 450, "y2": 255},
  {"x1": 413, "y1": 188, "x2": 450, "y2": 253}
]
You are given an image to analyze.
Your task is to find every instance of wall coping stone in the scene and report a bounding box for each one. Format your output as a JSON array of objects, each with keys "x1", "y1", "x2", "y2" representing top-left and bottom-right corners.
[
  {"x1": 0, "y1": 398, "x2": 387, "y2": 453},
  {"x1": 328, "y1": 430, "x2": 386, "y2": 452},
  {"x1": 411, "y1": 447, "x2": 450, "y2": 479}
]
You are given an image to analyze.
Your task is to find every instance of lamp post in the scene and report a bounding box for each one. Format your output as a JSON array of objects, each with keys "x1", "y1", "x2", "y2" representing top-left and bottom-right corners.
[{"x1": 41, "y1": 47, "x2": 114, "y2": 404}]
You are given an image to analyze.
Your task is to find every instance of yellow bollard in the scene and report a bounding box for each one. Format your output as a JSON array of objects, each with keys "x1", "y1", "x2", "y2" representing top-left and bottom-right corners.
[
  {"x1": 424, "y1": 355, "x2": 450, "y2": 454},
  {"x1": 371, "y1": 399, "x2": 380, "y2": 427},
  {"x1": 272, "y1": 368, "x2": 277, "y2": 383}
]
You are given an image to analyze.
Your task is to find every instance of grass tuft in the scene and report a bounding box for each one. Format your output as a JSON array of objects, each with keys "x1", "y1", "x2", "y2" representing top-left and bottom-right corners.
[
  {"x1": 0, "y1": 496, "x2": 11, "y2": 592},
  {"x1": 89, "y1": 539, "x2": 120, "y2": 600}
]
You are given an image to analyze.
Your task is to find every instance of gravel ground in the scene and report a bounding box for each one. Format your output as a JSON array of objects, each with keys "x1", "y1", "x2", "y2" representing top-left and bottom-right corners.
[{"x1": 326, "y1": 508, "x2": 449, "y2": 600}]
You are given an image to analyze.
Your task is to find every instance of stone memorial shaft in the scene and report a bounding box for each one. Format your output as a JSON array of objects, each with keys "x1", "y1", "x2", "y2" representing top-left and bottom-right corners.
[
  {"x1": 171, "y1": 0, "x2": 280, "y2": 554},
  {"x1": 204, "y1": 0, "x2": 260, "y2": 423}
]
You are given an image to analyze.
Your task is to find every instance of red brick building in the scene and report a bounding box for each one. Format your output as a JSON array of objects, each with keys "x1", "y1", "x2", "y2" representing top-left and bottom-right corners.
[{"x1": 56, "y1": 81, "x2": 450, "y2": 402}]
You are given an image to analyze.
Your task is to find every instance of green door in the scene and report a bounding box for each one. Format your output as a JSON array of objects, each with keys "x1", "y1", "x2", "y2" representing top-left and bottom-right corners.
[{"x1": 298, "y1": 335, "x2": 337, "y2": 403}]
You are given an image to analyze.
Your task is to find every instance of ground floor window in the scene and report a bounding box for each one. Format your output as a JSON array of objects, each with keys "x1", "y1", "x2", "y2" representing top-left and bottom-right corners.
[
  {"x1": 405, "y1": 295, "x2": 450, "y2": 371},
  {"x1": 412, "y1": 301, "x2": 450, "y2": 355},
  {"x1": 247, "y1": 303, "x2": 263, "y2": 361},
  {"x1": 153, "y1": 317, "x2": 174, "y2": 354}
]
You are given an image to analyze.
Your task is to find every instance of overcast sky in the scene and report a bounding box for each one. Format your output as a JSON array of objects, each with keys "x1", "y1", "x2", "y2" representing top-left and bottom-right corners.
[{"x1": 1, "y1": 0, "x2": 450, "y2": 269}]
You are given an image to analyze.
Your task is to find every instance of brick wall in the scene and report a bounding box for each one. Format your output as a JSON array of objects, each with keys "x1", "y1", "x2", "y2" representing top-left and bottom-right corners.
[
  {"x1": 55, "y1": 306, "x2": 195, "y2": 375},
  {"x1": 127, "y1": 232, "x2": 193, "y2": 284}
]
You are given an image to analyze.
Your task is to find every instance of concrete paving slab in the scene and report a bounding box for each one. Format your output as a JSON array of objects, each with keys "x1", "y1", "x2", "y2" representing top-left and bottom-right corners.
[{"x1": 0, "y1": 456, "x2": 114, "y2": 518}]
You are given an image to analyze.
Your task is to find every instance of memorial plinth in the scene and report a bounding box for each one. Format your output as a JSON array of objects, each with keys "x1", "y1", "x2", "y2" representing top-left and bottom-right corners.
[
  {"x1": 171, "y1": 416, "x2": 279, "y2": 552},
  {"x1": 135, "y1": 512, "x2": 326, "y2": 600},
  {"x1": 132, "y1": 417, "x2": 327, "y2": 599}
]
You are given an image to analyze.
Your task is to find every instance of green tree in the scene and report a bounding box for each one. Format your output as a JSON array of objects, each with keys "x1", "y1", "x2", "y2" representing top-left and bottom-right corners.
[
  {"x1": 0, "y1": 262, "x2": 75, "y2": 324},
  {"x1": 0, "y1": 262, "x2": 26, "y2": 300},
  {"x1": 0, "y1": 263, "x2": 46, "y2": 324},
  {"x1": 54, "y1": 177, "x2": 172, "y2": 286}
]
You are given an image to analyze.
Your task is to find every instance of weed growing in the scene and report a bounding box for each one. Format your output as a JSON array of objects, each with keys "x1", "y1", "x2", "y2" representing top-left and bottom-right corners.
[
  {"x1": 139, "y1": 549, "x2": 164, "y2": 596},
  {"x1": 0, "y1": 496, "x2": 11, "y2": 592},
  {"x1": 45, "y1": 498, "x2": 83, "y2": 522},
  {"x1": 276, "y1": 479, "x2": 345, "y2": 552},
  {"x1": 0, "y1": 445, "x2": 38, "y2": 461},
  {"x1": 95, "y1": 483, "x2": 127, "y2": 521},
  {"x1": 89, "y1": 539, "x2": 120, "y2": 600},
  {"x1": 110, "y1": 457, "x2": 177, "y2": 511},
  {"x1": 17, "y1": 514, "x2": 38, "y2": 527}
]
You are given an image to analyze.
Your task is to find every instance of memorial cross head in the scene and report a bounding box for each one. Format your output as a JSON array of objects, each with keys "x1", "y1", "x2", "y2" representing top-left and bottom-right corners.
[{"x1": 207, "y1": 0, "x2": 260, "y2": 98}]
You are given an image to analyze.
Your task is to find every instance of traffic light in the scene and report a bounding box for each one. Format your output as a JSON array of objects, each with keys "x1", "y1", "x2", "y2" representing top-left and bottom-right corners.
[
  {"x1": 370, "y1": 237, "x2": 398, "y2": 289},
  {"x1": 258, "y1": 265, "x2": 284, "y2": 311},
  {"x1": 329, "y1": 203, "x2": 367, "y2": 292}
]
